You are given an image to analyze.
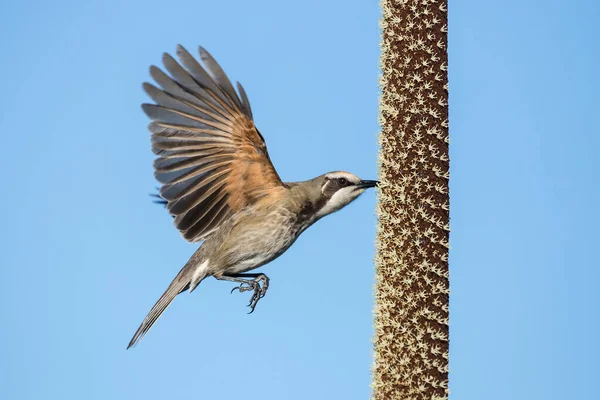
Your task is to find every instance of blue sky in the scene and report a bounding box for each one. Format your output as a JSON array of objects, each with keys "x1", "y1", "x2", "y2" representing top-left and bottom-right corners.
[{"x1": 0, "y1": 0, "x2": 598, "y2": 399}]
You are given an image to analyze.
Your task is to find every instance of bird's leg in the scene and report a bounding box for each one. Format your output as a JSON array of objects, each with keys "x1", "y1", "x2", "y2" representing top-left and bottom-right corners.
[{"x1": 216, "y1": 273, "x2": 270, "y2": 313}]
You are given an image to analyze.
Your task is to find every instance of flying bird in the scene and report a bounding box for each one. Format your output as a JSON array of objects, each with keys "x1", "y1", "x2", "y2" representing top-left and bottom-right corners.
[{"x1": 128, "y1": 45, "x2": 378, "y2": 348}]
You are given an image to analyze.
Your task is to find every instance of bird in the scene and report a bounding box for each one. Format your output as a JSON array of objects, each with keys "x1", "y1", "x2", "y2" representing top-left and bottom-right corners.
[{"x1": 127, "y1": 45, "x2": 378, "y2": 348}]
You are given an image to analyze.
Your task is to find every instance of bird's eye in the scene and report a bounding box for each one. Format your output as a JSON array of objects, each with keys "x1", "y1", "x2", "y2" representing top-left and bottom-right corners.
[{"x1": 338, "y1": 177, "x2": 348, "y2": 186}]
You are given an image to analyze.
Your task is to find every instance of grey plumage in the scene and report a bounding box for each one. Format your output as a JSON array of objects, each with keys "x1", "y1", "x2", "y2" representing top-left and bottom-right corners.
[
  {"x1": 127, "y1": 262, "x2": 196, "y2": 349},
  {"x1": 128, "y1": 45, "x2": 378, "y2": 349}
]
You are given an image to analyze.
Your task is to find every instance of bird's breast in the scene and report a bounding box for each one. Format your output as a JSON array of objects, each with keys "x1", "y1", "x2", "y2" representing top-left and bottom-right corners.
[{"x1": 220, "y1": 205, "x2": 311, "y2": 274}]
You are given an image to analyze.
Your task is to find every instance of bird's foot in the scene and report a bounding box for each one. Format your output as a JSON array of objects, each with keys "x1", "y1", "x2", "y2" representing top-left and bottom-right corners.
[
  {"x1": 256, "y1": 274, "x2": 269, "y2": 298},
  {"x1": 230, "y1": 274, "x2": 269, "y2": 313}
]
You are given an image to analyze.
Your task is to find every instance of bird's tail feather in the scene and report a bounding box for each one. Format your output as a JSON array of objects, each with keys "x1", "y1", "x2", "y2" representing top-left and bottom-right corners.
[{"x1": 127, "y1": 263, "x2": 204, "y2": 349}]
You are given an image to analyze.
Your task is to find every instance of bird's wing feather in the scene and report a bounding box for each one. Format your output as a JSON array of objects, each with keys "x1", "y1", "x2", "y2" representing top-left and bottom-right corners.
[{"x1": 143, "y1": 45, "x2": 286, "y2": 242}]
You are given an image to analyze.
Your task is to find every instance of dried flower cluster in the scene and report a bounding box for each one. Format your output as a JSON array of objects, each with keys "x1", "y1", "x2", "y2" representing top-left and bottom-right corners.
[{"x1": 373, "y1": 0, "x2": 449, "y2": 399}]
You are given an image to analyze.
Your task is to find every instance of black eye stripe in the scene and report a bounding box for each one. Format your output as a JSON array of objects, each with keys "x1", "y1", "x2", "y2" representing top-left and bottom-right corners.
[
  {"x1": 325, "y1": 176, "x2": 357, "y2": 188},
  {"x1": 337, "y1": 177, "x2": 350, "y2": 186}
]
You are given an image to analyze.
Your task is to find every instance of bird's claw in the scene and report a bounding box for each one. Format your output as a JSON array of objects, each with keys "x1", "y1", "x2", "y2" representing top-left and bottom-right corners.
[
  {"x1": 230, "y1": 282, "x2": 254, "y2": 294},
  {"x1": 255, "y1": 274, "x2": 269, "y2": 299},
  {"x1": 247, "y1": 274, "x2": 269, "y2": 313},
  {"x1": 229, "y1": 274, "x2": 270, "y2": 313}
]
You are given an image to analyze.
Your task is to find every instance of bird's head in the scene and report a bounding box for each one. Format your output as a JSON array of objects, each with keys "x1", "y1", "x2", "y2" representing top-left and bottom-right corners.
[{"x1": 313, "y1": 171, "x2": 379, "y2": 218}]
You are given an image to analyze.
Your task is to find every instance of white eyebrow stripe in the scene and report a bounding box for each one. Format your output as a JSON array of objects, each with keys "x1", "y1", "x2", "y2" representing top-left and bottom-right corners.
[{"x1": 325, "y1": 171, "x2": 360, "y2": 183}]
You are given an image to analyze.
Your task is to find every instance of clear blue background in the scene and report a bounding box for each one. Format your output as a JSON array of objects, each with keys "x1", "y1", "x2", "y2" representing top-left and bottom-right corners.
[{"x1": 0, "y1": 0, "x2": 597, "y2": 399}]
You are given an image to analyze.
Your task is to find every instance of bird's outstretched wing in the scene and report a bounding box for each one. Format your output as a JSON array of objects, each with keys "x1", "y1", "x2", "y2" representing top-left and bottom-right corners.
[{"x1": 143, "y1": 45, "x2": 286, "y2": 242}]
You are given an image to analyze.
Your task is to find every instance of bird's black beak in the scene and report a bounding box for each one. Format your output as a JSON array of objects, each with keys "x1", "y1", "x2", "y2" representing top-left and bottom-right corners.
[{"x1": 356, "y1": 180, "x2": 380, "y2": 189}]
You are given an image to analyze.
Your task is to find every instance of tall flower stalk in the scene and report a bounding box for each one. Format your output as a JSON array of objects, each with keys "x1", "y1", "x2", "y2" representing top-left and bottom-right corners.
[{"x1": 373, "y1": 0, "x2": 449, "y2": 398}]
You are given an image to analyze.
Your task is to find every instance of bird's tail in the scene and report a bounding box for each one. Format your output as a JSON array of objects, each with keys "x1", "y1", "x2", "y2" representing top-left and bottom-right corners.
[{"x1": 127, "y1": 259, "x2": 207, "y2": 349}]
